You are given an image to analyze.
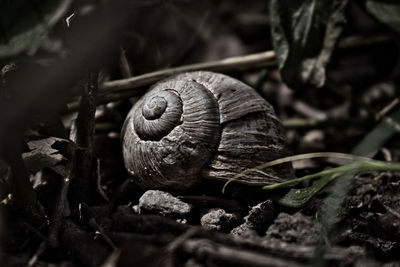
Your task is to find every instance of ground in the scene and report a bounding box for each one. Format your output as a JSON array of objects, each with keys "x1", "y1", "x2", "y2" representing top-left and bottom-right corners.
[{"x1": 1, "y1": 0, "x2": 400, "y2": 266}]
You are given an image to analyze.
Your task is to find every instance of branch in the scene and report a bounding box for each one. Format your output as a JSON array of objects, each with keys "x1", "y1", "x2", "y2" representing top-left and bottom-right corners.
[
  {"x1": 100, "y1": 51, "x2": 277, "y2": 93},
  {"x1": 72, "y1": 72, "x2": 98, "y2": 204}
]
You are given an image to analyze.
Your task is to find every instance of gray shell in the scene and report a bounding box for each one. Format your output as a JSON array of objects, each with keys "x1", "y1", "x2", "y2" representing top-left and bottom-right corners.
[{"x1": 121, "y1": 71, "x2": 292, "y2": 190}]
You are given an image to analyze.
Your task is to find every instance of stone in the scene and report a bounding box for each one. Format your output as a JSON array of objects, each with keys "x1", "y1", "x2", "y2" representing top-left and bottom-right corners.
[
  {"x1": 231, "y1": 200, "x2": 275, "y2": 236},
  {"x1": 138, "y1": 190, "x2": 193, "y2": 218},
  {"x1": 246, "y1": 199, "x2": 275, "y2": 233},
  {"x1": 200, "y1": 208, "x2": 240, "y2": 232}
]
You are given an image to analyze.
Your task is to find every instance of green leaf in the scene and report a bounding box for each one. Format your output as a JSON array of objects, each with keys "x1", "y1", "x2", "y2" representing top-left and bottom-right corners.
[
  {"x1": 0, "y1": 0, "x2": 72, "y2": 58},
  {"x1": 268, "y1": 106, "x2": 400, "y2": 208},
  {"x1": 271, "y1": 174, "x2": 336, "y2": 208},
  {"x1": 366, "y1": 0, "x2": 400, "y2": 33},
  {"x1": 269, "y1": 0, "x2": 348, "y2": 89},
  {"x1": 269, "y1": 158, "x2": 400, "y2": 207}
]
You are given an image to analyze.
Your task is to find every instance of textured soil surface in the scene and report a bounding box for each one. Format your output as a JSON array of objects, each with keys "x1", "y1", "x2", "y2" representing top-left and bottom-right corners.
[{"x1": 1, "y1": 0, "x2": 400, "y2": 266}]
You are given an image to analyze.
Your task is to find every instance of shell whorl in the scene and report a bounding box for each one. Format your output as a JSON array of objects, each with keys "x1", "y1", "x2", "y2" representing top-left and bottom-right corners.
[
  {"x1": 122, "y1": 77, "x2": 221, "y2": 189},
  {"x1": 133, "y1": 90, "x2": 183, "y2": 141}
]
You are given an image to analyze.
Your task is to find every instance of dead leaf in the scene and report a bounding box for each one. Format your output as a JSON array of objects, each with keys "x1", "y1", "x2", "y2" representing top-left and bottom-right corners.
[
  {"x1": 365, "y1": 0, "x2": 400, "y2": 34},
  {"x1": 22, "y1": 137, "x2": 73, "y2": 176},
  {"x1": 269, "y1": 0, "x2": 348, "y2": 89}
]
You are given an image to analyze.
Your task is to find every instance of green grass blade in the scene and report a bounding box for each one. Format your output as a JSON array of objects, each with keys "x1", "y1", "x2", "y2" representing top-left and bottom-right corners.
[
  {"x1": 267, "y1": 106, "x2": 400, "y2": 208},
  {"x1": 352, "y1": 106, "x2": 400, "y2": 156},
  {"x1": 271, "y1": 174, "x2": 337, "y2": 208}
]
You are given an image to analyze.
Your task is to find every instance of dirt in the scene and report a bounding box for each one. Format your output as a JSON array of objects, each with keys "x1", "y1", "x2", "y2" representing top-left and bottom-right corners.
[{"x1": 1, "y1": 0, "x2": 400, "y2": 266}]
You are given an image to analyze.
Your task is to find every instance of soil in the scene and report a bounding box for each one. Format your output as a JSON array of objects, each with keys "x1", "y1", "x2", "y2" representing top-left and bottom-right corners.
[{"x1": 1, "y1": 0, "x2": 400, "y2": 266}]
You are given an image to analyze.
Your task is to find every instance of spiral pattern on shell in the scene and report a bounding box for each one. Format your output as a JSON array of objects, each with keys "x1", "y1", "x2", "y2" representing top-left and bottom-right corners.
[{"x1": 122, "y1": 71, "x2": 292, "y2": 190}]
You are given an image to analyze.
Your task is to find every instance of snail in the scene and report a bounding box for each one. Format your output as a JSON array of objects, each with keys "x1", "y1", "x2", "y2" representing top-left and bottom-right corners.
[{"x1": 121, "y1": 71, "x2": 293, "y2": 190}]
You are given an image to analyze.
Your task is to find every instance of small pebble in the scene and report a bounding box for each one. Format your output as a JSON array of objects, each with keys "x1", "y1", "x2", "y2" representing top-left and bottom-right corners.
[
  {"x1": 230, "y1": 223, "x2": 258, "y2": 237},
  {"x1": 200, "y1": 208, "x2": 240, "y2": 232},
  {"x1": 231, "y1": 200, "x2": 274, "y2": 236},
  {"x1": 138, "y1": 190, "x2": 193, "y2": 218}
]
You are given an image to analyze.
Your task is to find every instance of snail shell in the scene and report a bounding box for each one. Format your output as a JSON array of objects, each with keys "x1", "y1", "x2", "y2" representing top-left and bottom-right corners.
[{"x1": 121, "y1": 71, "x2": 292, "y2": 190}]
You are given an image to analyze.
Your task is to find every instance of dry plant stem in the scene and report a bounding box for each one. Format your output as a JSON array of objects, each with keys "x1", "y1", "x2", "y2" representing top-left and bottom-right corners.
[
  {"x1": 110, "y1": 179, "x2": 133, "y2": 207},
  {"x1": 99, "y1": 250, "x2": 121, "y2": 267},
  {"x1": 96, "y1": 159, "x2": 109, "y2": 202},
  {"x1": 376, "y1": 98, "x2": 400, "y2": 120},
  {"x1": 381, "y1": 203, "x2": 400, "y2": 219},
  {"x1": 66, "y1": 51, "x2": 275, "y2": 113},
  {"x1": 165, "y1": 228, "x2": 200, "y2": 253},
  {"x1": 24, "y1": 222, "x2": 48, "y2": 241},
  {"x1": 63, "y1": 34, "x2": 396, "y2": 114},
  {"x1": 164, "y1": 228, "x2": 200, "y2": 267},
  {"x1": 282, "y1": 117, "x2": 371, "y2": 129},
  {"x1": 76, "y1": 72, "x2": 98, "y2": 148},
  {"x1": 74, "y1": 71, "x2": 98, "y2": 203},
  {"x1": 337, "y1": 33, "x2": 395, "y2": 49},
  {"x1": 66, "y1": 88, "x2": 145, "y2": 114},
  {"x1": 119, "y1": 47, "x2": 133, "y2": 78},
  {"x1": 293, "y1": 100, "x2": 327, "y2": 120},
  {"x1": 28, "y1": 241, "x2": 47, "y2": 267},
  {"x1": 88, "y1": 217, "x2": 117, "y2": 250},
  {"x1": 47, "y1": 139, "x2": 76, "y2": 247},
  {"x1": 47, "y1": 175, "x2": 72, "y2": 247},
  {"x1": 4, "y1": 142, "x2": 45, "y2": 226},
  {"x1": 99, "y1": 33, "x2": 394, "y2": 94},
  {"x1": 181, "y1": 238, "x2": 302, "y2": 267},
  {"x1": 100, "y1": 51, "x2": 277, "y2": 93}
]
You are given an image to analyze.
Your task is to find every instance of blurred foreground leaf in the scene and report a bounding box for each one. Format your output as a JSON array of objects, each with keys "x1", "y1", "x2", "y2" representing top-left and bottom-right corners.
[
  {"x1": 352, "y1": 107, "x2": 400, "y2": 156},
  {"x1": 365, "y1": 0, "x2": 400, "y2": 34},
  {"x1": 0, "y1": 0, "x2": 72, "y2": 58},
  {"x1": 269, "y1": 0, "x2": 348, "y2": 89}
]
